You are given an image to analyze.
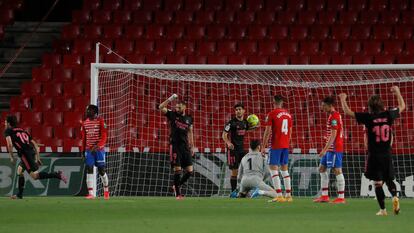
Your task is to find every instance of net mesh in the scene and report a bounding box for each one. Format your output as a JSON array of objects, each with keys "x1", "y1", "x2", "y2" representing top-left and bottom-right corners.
[{"x1": 94, "y1": 66, "x2": 414, "y2": 198}]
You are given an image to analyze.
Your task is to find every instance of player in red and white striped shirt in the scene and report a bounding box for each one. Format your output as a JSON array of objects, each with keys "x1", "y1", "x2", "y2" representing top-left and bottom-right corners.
[{"x1": 81, "y1": 105, "x2": 109, "y2": 200}]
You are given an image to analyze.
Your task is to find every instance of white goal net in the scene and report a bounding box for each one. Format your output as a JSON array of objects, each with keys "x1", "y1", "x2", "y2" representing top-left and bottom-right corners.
[{"x1": 91, "y1": 64, "x2": 414, "y2": 198}]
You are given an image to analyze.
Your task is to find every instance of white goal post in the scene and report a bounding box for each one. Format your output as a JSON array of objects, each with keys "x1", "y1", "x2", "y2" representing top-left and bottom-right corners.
[{"x1": 90, "y1": 63, "x2": 414, "y2": 198}]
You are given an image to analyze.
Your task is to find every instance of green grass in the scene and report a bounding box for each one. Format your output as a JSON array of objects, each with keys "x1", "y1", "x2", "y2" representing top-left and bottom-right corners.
[{"x1": 0, "y1": 197, "x2": 413, "y2": 233}]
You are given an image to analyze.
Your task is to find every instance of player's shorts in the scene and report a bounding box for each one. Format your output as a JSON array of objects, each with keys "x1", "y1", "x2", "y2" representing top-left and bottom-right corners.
[
  {"x1": 170, "y1": 143, "x2": 193, "y2": 168},
  {"x1": 85, "y1": 150, "x2": 106, "y2": 168},
  {"x1": 18, "y1": 151, "x2": 39, "y2": 173},
  {"x1": 268, "y1": 148, "x2": 289, "y2": 166},
  {"x1": 320, "y1": 151, "x2": 343, "y2": 168},
  {"x1": 227, "y1": 148, "x2": 245, "y2": 169},
  {"x1": 365, "y1": 153, "x2": 395, "y2": 181}
]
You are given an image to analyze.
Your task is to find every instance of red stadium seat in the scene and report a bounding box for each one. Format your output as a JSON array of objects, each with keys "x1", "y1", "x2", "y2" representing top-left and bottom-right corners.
[
  {"x1": 397, "y1": 55, "x2": 414, "y2": 63},
  {"x1": 132, "y1": 11, "x2": 153, "y2": 24},
  {"x1": 72, "y1": 39, "x2": 92, "y2": 54},
  {"x1": 43, "y1": 82, "x2": 63, "y2": 97},
  {"x1": 297, "y1": 11, "x2": 316, "y2": 25},
  {"x1": 205, "y1": 25, "x2": 225, "y2": 40},
  {"x1": 359, "y1": 11, "x2": 379, "y2": 24},
  {"x1": 248, "y1": 25, "x2": 267, "y2": 40},
  {"x1": 64, "y1": 82, "x2": 84, "y2": 97},
  {"x1": 61, "y1": 24, "x2": 80, "y2": 40},
  {"x1": 9, "y1": 97, "x2": 29, "y2": 112},
  {"x1": 187, "y1": 55, "x2": 207, "y2": 64},
  {"x1": 135, "y1": 40, "x2": 155, "y2": 54},
  {"x1": 73, "y1": 67, "x2": 90, "y2": 83},
  {"x1": 55, "y1": 127, "x2": 76, "y2": 139},
  {"x1": 245, "y1": 0, "x2": 264, "y2": 11},
  {"x1": 258, "y1": 41, "x2": 277, "y2": 56},
  {"x1": 278, "y1": 41, "x2": 298, "y2": 55},
  {"x1": 374, "y1": 55, "x2": 395, "y2": 64},
  {"x1": 268, "y1": 26, "x2": 288, "y2": 40},
  {"x1": 225, "y1": 0, "x2": 244, "y2": 11},
  {"x1": 394, "y1": 26, "x2": 413, "y2": 40},
  {"x1": 32, "y1": 67, "x2": 52, "y2": 82},
  {"x1": 141, "y1": 0, "x2": 161, "y2": 11},
  {"x1": 235, "y1": 12, "x2": 255, "y2": 25},
  {"x1": 309, "y1": 25, "x2": 329, "y2": 40},
  {"x1": 326, "y1": 0, "x2": 345, "y2": 11},
  {"x1": 401, "y1": 11, "x2": 414, "y2": 24},
  {"x1": 63, "y1": 54, "x2": 82, "y2": 68},
  {"x1": 265, "y1": 0, "x2": 284, "y2": 11},
  {"x1": 300, "y1": 41, "x2": 320, "y2": 56},
  {"x1": 164, "y1": 0, "x2": 183, "y2": 11},
  {"x1": 310, "y1": 55, "x2": 330, "y2": 64},
  {"x1": 307, "y1": 0, "x2": 325, "y2": 11},
  {"x1": 317, "y1": 11, "x2": 337, "y2": 25},
  {"x1": 53, "y1": 97, "x2": 74, "y2": 112},
  {"x1": 123, "y1": 0, "x2": 141, "y2": 10},
  {"x1": 155, "y1": 40, "x2": 175, "y2": 55},
  {"x1": 186, "y1": 25, "x2": 205, "y2": 40},
  {"x1": 146, "y1": 55, "x2": 165, "y2": 64},
  {"x1": 103, "y1": 24, "x2": 123, "y2": 39},
  {"x1": 362, "y1": 41, "x2": 382, "y2": 55},
  {"x1": 32, "y1": 96, "x2": 52, "y2": 112},
  {"x1": 126, "y1": 54, "x2": 145, "y2": 63},
  {"x1": 290, "y1": 56, "x2": 309, "y2": 64},
  {"x1": 83, "y1": 25, "x2": 102, "y2": 39},
  {"x1": 72, "y1": 10, "x2": 91, "y2": 24},
  {"x1": 184, "y1": 0, "x2": 203, "y2": 11},
  {"x1": 380, "y1": 11, "x2": 400, "y2": 24},
  {"x1": 175, "y1": 40, "x2": 195, "y2": 55},
  {"x1": 0, "y1": 8, "x2": 14, "y2": 25},
  {"x1": 217, "y1": 41, "x2": 237, "y2": 56},
  {"x1": 125, "y1": 25, "x2": 144, "y2": 39},
  {"x1": 286, "y1": 0, "x2": 305, "y2": 11},
  {"x1": 405, "y1": 41, "x2": 414, "y2": 55},
  {"x1": 146, "y1": 25, "x2": 164, "y2": 39},
  {"x1": 342, "y1": 41, "x2": 362, "y2": 55},
  {"x1": 350, "y1": 25, "x2": 371, "y2": 40},
  {"x1": 383, "y1": 41, "x2": 404, "y2": 55},
  {"x1": 248, "y1": 56, "x2": 268, "y2": 64},
  {"x1": 321, "y1": 40, "x2": 340, "y2": 55},
  {"x1": 277, "y1": 11, "x2": 297, "y2": 24},
  {"x1": 195, "y1": 11, "x2": 215, "y2": 24},
  {"x1": 21, "y1": 111, "x2": 42, "y2": 126},
  {"x1": 31, "y1": 126, "x2": 53, "y2": 140},
  {"x1": 390, "y1": 0, "x2": 409, "y2": 10},
  {"x1": 353, "y1": 55, "x2": 373, "y2": 64},
  {"x1": 92, "y1": 10, "x2": 112, "y2": 24},
  {"x1": 216, "y1": 11, "x2": 235, "y2": 25},
  {"x1": 115, "y1": 39, "x2": 134, "y2": 54},
  {"x1": 166, "y1": 25, "x2": 184, "y2": 40},
  {"x1": 331, "y1": 26, "x2": 350, "y2": 40},
  {"x1": 372, "y1": 26, "x2": 392, "y2": 40},
  {"x1": 104, "y1": 54, "x2": 125, "y2": 63},
  {"x1": 256, "y1": 11, "x2": 275, "y2": 25},
  {"x1": 155, "y1": 11, "x2": 173, "y2": 25},
  {"x1": 197, "y1": 41, "x2": 216, "y2": 56},
  {"x1": 73, "y1": 97, "x2": 89, "y2": 112},
  {"x1": 331, "y1": 55, "x2": 352, "y2": 64},
  {"x1": 227, "y1": 26, "x2": 246, "y2": 40},
  {"x1": 369, "y1": 0, "x2": 388, "y2": 11},
  {"x1": 238, "y1": 41, "x2": 257, "y2": 55},
  {"x1": 83, "y1": 0, "x2": 101, "y2": 10},
  {"x1": 338, "y1": 11, "x2": 358, "y2": 24},
  {"x1": 53, "y1": 67, "x2": 73, "y2": 82},
  {"x1": 348, "y1": 0, "x2": 367, "y2": 11},
  {"x1": 41, "y1": 53, "x2": 61, "y2": 68},
  {"x1": 113, "y1": 10, "x2": 131, "y2": 24},
  {"x1": 290, "y1": 26, "x2": 308, "y2": 40},
  {"x1": 228, "y1": 55, "x2": 247, "y2": 64},
  {"x1": 64, "y1": 112, "x2": 83, "y2": 127},
  {"x1": 175, "y1": 11, "x2": 194, "y2": 24},
  {"x1": 166, "y1": 55, "x2": 187, "y2": 64},
  {"x1": 103, "y1": 0, "x2": 121, "y2": 10},
  {"x1": 207, "y1": 56, "x2": 227, "y2": 64},
  {"x1": 20, "y1": 81, "x2": 42, "y2": 97}
]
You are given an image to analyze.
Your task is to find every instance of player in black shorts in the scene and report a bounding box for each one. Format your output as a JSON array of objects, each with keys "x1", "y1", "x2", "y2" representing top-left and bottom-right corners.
[
  {"x1": 339, "y1": 86, "x2": 405, "y2": 216},
  {"x1": 159, "y1": 94, "x2": 194, "y2": 200},
  {"x1": 222, "y1": 103, "x2": 258, "y2": 196},
  {"x1": 4, "y1": 115, "x2": 67, "y2": 199}
]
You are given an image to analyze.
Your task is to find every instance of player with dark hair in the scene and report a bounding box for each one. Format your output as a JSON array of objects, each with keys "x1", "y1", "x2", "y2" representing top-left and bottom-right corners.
[
  {"x1": 4, "y1": 115, "x2": 67, "y2": 199},
  {"x1": 339, "y1": 86, "x2": 404, "y2": 216},
  {"x1": 262, "y1": 95, "x2": 293, "y2": 202},
  {"x1": 81, "y1": 104, "x2": 109, "y2": 200},
  {"x1": 314, "y1": 96, "x2": 346, "y2": 204},
  {"x1": 159, "y1": 94, "x2": 194, "y2": 200},
  {"x1": 222, "y1": 103, "x2": 258, "y2": 197}
]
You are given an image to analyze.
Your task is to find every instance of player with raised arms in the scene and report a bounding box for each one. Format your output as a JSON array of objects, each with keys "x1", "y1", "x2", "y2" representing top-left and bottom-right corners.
[
  {"x1": 81, "y1": 104, "x2": 109, "y2": 200},
  {"x1": 339, "y1": 86, "x2": 404, "y2": 215},
  {"x1": 262, "y1": 95, "x2": 293, "y2": 202},
  {"x1": 314, "y1": 96, "x2": 346, "y2": 204},
  {"x1": 159, "y1": 94, "x2": 194, "y2": 200},
  {"x1": 4, "y1": 115, "x2": 67, "y2": 199},
  {"x1": 222, "y1": 103, "x2": 258, "y2": 197}
]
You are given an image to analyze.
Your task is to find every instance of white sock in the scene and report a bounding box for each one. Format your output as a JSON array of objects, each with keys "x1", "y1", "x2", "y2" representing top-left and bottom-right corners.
[
  {"x1": 86, "y1": 174, "x2": 94, "y2": 195},
  {"x1": 320, "y1": 172, "x2": 329, "y2": 196},
  {"x1": 270, "y1": 170, "x2": 282, "y2": 197},
  {"x1": 281, "y1": 170, "x2": 291, "y2": 196},
  {"x1": 336, "y1": 173, "x2": 345, "y2": 199},
  {"x1": 100, "y1": 173, "x2": 109, "y2": 192}
]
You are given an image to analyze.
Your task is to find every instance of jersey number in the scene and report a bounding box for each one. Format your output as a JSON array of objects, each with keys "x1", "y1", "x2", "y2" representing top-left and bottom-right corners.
[
  {"x1": 247, "y1": 158, "x2": 252, "y2": 170},
  {"x1": 373, "y1": 125, "x2": 390, "y2": 142},
  {"x1": 17, "y1": 132, "x2": 30, "y2": 144},
  {"x1": 281, "y1": 119, "x2": 289, "y2": 135}
]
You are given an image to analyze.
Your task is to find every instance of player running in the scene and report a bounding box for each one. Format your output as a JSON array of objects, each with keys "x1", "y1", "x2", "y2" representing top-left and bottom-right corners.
[
  {"x1": 237, "y1": 139, "x2": 278, "y2": 199},
  {"x1": 262, "y1": 95, "x2": 293, "y2": 202},
  {"x1": 81, "y1": 104, "x2": 109, "y2": 200},
  {"x1": 222, "y1": 103, "x2": 258, "y2": 197},
  {"x1": 159, "y1": 94, "x2": 194, "y2": 200},
  {"x1": 4, "y1": 115, "x2": 67, "y2": 199},
  {"x1": 314, "y1": 96, "x2": 346, "y2": 204},
  {"x1": 339, "y1": 86, "x2": 404, "y2": 216}
]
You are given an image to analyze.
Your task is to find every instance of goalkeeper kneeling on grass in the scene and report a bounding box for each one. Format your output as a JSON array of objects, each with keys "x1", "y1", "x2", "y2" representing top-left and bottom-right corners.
[{"x1": 236, "y1": 139, "x2": 278, "y2": 199}]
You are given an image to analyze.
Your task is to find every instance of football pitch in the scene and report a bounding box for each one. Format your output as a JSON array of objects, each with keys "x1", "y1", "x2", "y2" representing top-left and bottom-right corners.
[{"x1": 1, "y1": 197, "x2": 413, "y2": 233}]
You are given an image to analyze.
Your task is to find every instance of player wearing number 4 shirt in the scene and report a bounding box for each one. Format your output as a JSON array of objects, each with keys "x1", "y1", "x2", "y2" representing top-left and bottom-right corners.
[
  {"x1": 313, "y1": 96, "x2": 346, "y2": 204},
  {"x1": 339, "y1": 86, "x2": 404, "y2": 216},
  {"x1": 262, "y1": 95, "x2": 293, "y2": 203},
  {"x1": 3, "y1": 115, "x2": 67, "y2": 199}
]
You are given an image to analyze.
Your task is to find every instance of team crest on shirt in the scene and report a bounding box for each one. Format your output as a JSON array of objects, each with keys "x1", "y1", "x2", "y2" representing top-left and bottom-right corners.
[{"x1": 331, "y1": 120, "x2": 337, "y2": 126}]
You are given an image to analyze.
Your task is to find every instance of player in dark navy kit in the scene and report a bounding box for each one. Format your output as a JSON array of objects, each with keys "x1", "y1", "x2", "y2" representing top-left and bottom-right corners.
[
  {"x1": 339, "y1": 86, "x2": 405, "y2": 216},
  {"x1": 159, "y1": 94, "x2": 194, "y2": 200},
  {"x1": 4, "y1": 115, "x2": 67, "y2": 199},
  {"x1": 222, "y1": 103, "x2": 258, "y2": 196}
]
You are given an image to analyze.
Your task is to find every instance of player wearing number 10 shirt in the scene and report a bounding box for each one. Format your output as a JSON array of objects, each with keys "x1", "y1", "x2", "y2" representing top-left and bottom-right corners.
[
  {"x1": 339, "y1": 86, "x2": 405, "y2": 216},
  {"x1": 262, "y1": 95, "x2": 293, "y2": 203}
]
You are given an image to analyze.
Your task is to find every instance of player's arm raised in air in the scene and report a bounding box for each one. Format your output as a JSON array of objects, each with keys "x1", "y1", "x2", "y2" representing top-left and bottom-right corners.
[
  {"x1": 188, "y1": 125, "x2": 195, "y2": 156},
  {"x1": 5, "y1": 136, "x2": 15, "y2": 163},
  {"x1": 158, "y1": 94, "x2": 178, "y2": 114},
  {"x1": 339, "y1": 93, "x2": 355, "y2": 118},
  {"x1": 391, "y1": 86, "x2": 405, "y2": 113},
  {"x1": 31, "y1": 139, "x2": 42, "y2": 165}
]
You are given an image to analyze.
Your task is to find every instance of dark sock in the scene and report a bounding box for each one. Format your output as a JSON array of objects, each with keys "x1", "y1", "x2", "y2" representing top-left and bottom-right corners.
[
  {"x1": 17, "y1": 175, "x2": 25, "y2": 198},
  {"x1": 180, "y1": 171, "x2": 193, "y2": 186},
  {"x1": 38, "y1": 172, "x2": 59, "y2": 180},
  {"x1": 375, "y1": 186, "x2": 386, "y2": 210},
  {"x1": 385, "y1": 180, "x2": 397, "y2": 197},
  {"x1": 173, "y1": 171, "x2": 182, "y2": 196},
  {"x1": 230, "y1": 176, "x2": 237, "y2": 192}
]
